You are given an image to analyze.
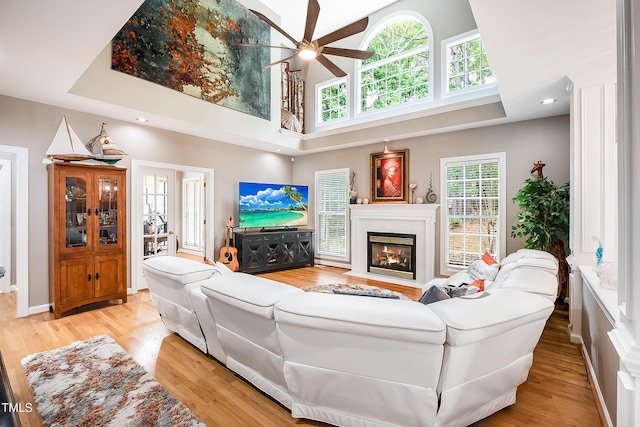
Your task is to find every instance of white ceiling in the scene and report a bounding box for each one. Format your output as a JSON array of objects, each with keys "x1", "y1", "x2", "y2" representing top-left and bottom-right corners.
[{"x1": 0, "y1": 0, "x2": 616, "y2": 155}]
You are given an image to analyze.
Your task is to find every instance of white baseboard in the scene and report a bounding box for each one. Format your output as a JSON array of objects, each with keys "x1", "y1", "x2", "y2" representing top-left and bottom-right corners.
[
  {"x1": 315, "y1": 259, "x2": 351, "y2": 269},
  {"x1": 580, "y1": 341, "x2": 614, "y2": 427},
  {"x1": 29, "y1": 304, "x2": 50, "y2": 316}
]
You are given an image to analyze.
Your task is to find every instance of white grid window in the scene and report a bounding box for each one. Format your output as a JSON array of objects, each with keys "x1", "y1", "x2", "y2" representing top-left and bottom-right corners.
[
  {"x1": 440, "y1": 153, "x2": 506, "y2": 275},
  {"x1": 315, "y1": 168, "x2": 349, "y2": 259},
  {"x1": 444, "y1": 31, "x2": 494, "y2": 94},
  {"x1": 317, "y1": 78, "x2": 348, "y2": 124},
  {"x1": 182, "y1": 177, "x2": 203, "y2": 252}
]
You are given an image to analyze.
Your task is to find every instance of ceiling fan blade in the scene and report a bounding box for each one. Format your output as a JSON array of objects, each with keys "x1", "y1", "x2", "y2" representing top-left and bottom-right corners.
[
  {"x1": 263, "y1": 53, "x2": 300, "y2": 69},
  {"x1": 321, "y1": 47, "x2": 374, "y2": 60},
  {"x1": 303, "y1": 0, "x2": 320, "y2": 42},
  {"x1": 239, "y1": 43, "x2": 296, "y2": 50},
  {"x1": 315, "y1": 17, "x2": 369, "y2": 48},
  {"x1": 315, "y1": 54, "x2": 347, "y2": 78},
  {"x1": 249, "y1": 9, "x2": 299, "y2": 47}
]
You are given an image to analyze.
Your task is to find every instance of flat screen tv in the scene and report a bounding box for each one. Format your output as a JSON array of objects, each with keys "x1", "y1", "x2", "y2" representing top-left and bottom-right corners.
[{"x1": 239, "y1": 182, "x2": 309, "y2": 229}]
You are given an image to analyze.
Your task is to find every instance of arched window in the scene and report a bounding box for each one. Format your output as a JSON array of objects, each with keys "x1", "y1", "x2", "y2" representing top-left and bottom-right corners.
[{"x1": 358, "y1": 15, "x2": 432, "y2": 114}]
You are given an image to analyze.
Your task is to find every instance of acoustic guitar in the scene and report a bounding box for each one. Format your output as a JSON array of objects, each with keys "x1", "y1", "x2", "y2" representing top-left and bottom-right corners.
[{"x1": 219, "y1": 216, "x2": 239, "y2": 272}]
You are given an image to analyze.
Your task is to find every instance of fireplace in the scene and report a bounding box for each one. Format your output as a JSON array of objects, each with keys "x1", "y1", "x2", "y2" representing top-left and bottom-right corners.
[
  {"x1": 367, "y1": 232, "x2": 417, "y2": 280},
  {"x1": 349, "y1": 204, "x2": 439, "y2": 289}
]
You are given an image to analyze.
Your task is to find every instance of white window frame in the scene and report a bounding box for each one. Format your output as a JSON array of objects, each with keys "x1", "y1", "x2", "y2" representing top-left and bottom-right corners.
[
  {"x1": 316, "y1": 77, "x2": 350, "y2": 127},
  {"x1": 441, "y1": 30, "x2": 496, "y2": 98},
  {"x1": 181, "y1": 175, "x2": 204, "y2": 253},
  {"x1": 440, "y1": 152, "x2": 506, "y2": 276},
  {"x1": 356, "y1": 11, "x2": 434, "y2": 117},
  {"x1": 315, "y1": 168, "x2": 350, "y2": 261}
]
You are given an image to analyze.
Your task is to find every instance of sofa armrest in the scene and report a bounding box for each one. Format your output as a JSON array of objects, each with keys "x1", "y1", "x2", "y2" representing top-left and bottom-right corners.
[{"x1": 427, "y1": 289, "x2": 553, "y2": 346}]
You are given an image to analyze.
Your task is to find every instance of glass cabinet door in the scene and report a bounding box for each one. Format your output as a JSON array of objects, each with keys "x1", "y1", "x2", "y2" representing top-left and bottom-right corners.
[
  {"x1": 98, "y1": 177, "x2": 120, "y2": 246},
  {"x1": 64, "y1": 175, "x2": 89, "y2": 249}
]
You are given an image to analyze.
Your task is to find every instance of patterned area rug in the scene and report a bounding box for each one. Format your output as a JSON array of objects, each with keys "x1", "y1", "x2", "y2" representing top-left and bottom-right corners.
[
  {"x1": 303, "y1": 283, "x2": 410, "y2": 300},
  {"x1": 21, "y1": 335, "x2": 204, "y2": 427}
]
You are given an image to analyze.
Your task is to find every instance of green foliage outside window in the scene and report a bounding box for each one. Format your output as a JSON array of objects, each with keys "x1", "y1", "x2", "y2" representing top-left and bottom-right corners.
[
  {"x1": 360, "y1": 18, "x2": 430, "y2": 113},
  {"x1": 319, "y1": 81, "x2": 347, "y2": 123},
  {"x1": 448, "y1": 35, "x2": 493, "y2": 92},
  {"x1": 446, "y1": 161, "x2": 500, "y2": 266}
]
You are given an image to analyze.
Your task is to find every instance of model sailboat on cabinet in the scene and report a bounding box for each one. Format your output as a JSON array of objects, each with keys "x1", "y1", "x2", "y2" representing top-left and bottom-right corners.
[
  {"x1": 85, "y1": 123, "x2": 127, "y2": 164},
  {"x1": 45, "y1": 116, "x2": 95, "y2": 161}
]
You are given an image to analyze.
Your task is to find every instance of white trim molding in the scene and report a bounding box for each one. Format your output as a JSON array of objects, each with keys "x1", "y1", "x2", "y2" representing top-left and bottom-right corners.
[{"x1": 0, "y1": 145, "x2": 29, "y2": 317}]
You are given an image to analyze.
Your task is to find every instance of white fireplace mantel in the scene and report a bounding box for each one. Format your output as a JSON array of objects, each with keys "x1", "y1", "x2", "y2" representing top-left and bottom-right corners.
[{"x1": 347, "y1": 204, "x2": 439, "y2": 290}]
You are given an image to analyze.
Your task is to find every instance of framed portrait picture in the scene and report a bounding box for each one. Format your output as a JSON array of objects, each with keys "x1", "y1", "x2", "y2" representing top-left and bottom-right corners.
[{"x1": 371, "y1": 149, "x2": 409, "y2": 203}]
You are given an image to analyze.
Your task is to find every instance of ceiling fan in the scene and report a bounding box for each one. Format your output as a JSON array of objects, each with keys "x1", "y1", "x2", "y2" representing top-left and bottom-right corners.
[{"x1": 247, "y1": 0, "x2": 375, "y2": 78}]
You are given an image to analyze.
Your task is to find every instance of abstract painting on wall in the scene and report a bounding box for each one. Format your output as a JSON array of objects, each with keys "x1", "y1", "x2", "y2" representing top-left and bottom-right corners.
[{"x1": 112, "y1": 0, "x2": 271, "y2": 120}]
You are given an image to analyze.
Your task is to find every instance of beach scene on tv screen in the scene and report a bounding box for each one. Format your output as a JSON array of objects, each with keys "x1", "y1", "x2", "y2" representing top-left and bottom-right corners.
[{"x1": 239, "y1": 182, "x2": 308, "y2": 228}]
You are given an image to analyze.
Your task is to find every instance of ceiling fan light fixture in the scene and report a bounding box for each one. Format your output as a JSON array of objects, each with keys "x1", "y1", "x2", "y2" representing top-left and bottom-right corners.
[{"x1": 298, "y1": 48, "x2": 317, "y2": 60}]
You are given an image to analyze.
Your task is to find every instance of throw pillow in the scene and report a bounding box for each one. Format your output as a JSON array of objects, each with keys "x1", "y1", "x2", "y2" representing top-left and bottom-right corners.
[
  {"x1": 482, "y1": 251, "x2": 498, "y2": 265},
  {"x1": 468, "y1": 279, "x2": 485, "y2": 291},
  {"x1": 468, "y1": 259, "x2": 499, "y2": 281}
]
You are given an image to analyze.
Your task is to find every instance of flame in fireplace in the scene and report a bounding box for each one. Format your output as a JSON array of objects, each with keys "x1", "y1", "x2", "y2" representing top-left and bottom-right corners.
[{"x1": 381, "y1": 245, "x2": 404, "y2": 265}]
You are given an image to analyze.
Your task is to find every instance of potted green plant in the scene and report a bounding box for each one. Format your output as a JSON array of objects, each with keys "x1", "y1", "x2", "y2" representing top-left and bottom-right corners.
[{"x1": 511, "y1": 176, "x2": 570, "y2": 299}]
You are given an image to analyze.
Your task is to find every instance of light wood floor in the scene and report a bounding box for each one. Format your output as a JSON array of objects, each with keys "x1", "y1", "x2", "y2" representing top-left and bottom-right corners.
[{"x1": 0, "y1": 265, "x2": 603, "y2": 426}]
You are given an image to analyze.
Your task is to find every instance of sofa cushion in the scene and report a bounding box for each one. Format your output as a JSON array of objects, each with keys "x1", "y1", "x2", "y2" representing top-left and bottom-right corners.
[
  {"x1": 200, "y1": 273, "x2": 302, "y2": 318},
  {"x1": 276, "y1": 292, "x2": 445, "y2": 343},
  {"x1": 495, "y1": 249, "x2": 559, "y2": 281},
  {"x1": 494, "y1": 268, "x2": 558, "y2": 299},
  {"x1": 427, "y1": 289, "x2": 553, "y2": 346},
  {"x1": 143, "y1": 256, "x2": 219, "y2": 285}
]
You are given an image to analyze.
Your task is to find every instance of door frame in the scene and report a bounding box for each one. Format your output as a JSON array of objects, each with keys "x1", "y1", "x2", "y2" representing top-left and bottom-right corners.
[
  {"x1": 0, "y1": 145, "x2": 28, "y2": 317},
  {"x1": 130, "y1": 160, "x2": 214, "y2": 293},
  {"x1": 0, "y1": 159, "x2": 11, "y2": 293}
]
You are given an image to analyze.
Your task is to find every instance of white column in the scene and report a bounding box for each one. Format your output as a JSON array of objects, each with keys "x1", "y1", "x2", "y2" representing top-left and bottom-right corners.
[{"x1": 608, "y1": 1, "x2": 640, "y2": 426}]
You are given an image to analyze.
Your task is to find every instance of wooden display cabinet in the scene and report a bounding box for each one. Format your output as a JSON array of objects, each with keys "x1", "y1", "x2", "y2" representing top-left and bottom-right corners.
[{"x1": 48, "y1": 162, "x2": 127, "y2": 318}]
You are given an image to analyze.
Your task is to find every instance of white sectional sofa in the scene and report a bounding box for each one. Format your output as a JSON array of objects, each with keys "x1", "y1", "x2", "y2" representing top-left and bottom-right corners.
[{"x1": 142, "y1": 250, "x2": 557, "y2": 427}]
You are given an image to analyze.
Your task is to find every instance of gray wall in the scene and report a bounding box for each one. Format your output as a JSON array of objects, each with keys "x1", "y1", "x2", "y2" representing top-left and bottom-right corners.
[
  {"x1": 292, "y1": 115, "x2": 570, "y2": 275},
  {"x1": 0, "y1": 95, "x2": 293, "y2": 307},
  {"x1": 0, "y1": 93, "x2": 569, "y2": 309}
]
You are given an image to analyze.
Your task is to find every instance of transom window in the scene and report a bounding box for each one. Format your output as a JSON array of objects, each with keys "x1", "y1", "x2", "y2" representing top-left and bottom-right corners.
[
  {"x1": 444, "y1": 31, "x2": 494, "y2": 94},
  {"x1": 358, "y1": 15, "x2": 432, "y2": 113},
  {"x1": 317, "y1": 78, "x2": 348, "y2": 124},
  {"x1": 440, "y1": 153, "x2": 506, "y2": 275}
]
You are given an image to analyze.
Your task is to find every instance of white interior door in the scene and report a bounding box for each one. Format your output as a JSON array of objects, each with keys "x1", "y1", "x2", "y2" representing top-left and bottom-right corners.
[{"x1": 0, "y1": 159, "x2": 11, "y2": 293}]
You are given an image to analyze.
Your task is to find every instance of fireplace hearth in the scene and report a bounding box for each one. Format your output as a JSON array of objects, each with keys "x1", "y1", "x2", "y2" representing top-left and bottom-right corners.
[{"x1": 367, "y1": 232, "x2": 417, "y2": 280}]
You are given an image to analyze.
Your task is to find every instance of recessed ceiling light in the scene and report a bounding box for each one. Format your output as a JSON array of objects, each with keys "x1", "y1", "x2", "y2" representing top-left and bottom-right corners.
[
  {"x1": 540, "y1": 98, "x2": 557, "y2": 105},
  {"x1": 136, "y1": 117, "x2": 148, "y2": 123}
]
